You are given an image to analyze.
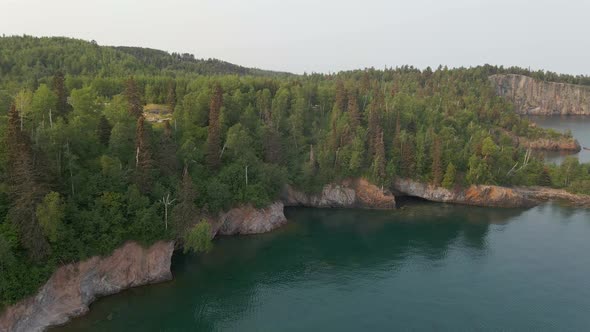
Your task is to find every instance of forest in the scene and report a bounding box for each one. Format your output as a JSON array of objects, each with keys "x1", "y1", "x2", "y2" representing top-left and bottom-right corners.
[{"x1": 1, "y1": 35, "x2": 590, "y2": 307}]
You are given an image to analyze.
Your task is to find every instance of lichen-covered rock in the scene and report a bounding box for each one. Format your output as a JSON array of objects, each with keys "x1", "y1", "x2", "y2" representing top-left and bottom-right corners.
[
  {"x1": 217, "y1": 201, "x2": 287, "y2": 235},
  {"x1": 490, "y1": 74, "x2": 590, "y2": 115},
  {"x1": 0, "y1": 241, "x2": 174, "y2": 332},
  {"x1": 282, "y1": 178, "x2": 396, "y2": 209}
]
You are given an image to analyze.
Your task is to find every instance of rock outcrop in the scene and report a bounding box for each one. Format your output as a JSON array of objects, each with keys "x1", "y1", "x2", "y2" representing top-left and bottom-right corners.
[
  {"x1": 216, "y1": 201, "x2": 287, "y2": 235},
  {"x1": 517, "y1": 136, "x2": 581, "y2": 152},
  {"x1": 282, "y1": 178, "x2": 396, "y2": 209},
  {"x1": 490, "y1": 74, "x2": 590, "y2": 115},
  {"x1": 393, "y1": 178, "x2": 590, "y2": 208},
  {"x1": 0, "y1": 241, "x2": 175, "y2": 332}
]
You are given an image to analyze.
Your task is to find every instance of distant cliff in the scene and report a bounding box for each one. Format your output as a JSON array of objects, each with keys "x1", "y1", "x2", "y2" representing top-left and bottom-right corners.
[{"x1": 490, "y1": 74, "x2": 590, "y2": 115}]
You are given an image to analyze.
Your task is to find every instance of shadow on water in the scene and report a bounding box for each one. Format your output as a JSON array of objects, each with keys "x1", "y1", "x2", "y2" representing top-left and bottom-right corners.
[{"x1": 53, "y1": 202, "x2": 530, "y2": 331}]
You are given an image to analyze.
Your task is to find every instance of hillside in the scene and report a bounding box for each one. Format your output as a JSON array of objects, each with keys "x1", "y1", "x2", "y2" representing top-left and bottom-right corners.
[{"x1": 0, "y1": 35, "x2": 290, "y2": 84}]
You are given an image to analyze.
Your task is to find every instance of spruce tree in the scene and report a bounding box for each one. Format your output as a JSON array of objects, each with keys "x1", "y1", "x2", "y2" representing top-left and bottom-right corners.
[
  {"x1": 125, "y1": 77, "x2": 143, "y2": 118},
  {"x1": 6, "y1": 104, "x2": 51, "y2": 261}
]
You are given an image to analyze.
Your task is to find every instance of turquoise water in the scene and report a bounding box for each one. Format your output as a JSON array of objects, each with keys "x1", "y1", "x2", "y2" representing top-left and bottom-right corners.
[
  {"x1": 53, "y1": 203, "x2": 590, "y2": 331},
  {"x1": 528, "y1": 115, "x2": 590, "y2": 164}
]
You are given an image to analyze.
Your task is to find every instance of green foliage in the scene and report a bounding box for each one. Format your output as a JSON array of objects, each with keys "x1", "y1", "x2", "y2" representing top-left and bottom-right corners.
[
  {"x1": 35, "y1": 192, "x2": 65, "y2": 243},
  {"x1": 442, "y1": 163, "x2": 457, "y2": 189},
  {"x1": 183, "y1": 221, "x2": 213, "y2": 254},
  {"x1": 2, "y1": 36, "x2": 590, "y2": 307}
]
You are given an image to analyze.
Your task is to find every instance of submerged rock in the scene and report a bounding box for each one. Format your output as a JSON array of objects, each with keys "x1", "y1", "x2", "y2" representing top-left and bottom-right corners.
[
  {"x1": 0, "y1": 241, "x2": 175, "y2": 332},
  {"x1": 282, "y1": 178, "x2": 396, "y2": 209}
]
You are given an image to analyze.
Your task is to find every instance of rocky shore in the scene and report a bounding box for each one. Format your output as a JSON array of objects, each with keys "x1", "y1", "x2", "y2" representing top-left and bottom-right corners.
[
  {"x1": 0, "y1": 241, "x2": 175, "y2": 332},
  {"x1": 282, "y1": 178, "x2": 396, "y2": 209},
  {"x1": 393, "y1": 178, "x2": 590, "y2": 208},
  {"x1": 4, "y1": 177, "x2": 589, "y2": 331}
]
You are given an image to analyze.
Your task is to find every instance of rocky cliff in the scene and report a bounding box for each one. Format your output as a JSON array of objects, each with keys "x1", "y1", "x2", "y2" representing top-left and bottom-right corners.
[
  {"x1": 282, "y1": 178, "x2": 396, "y2": 209},
  {"x1": 0, "y1": 241, "x2": 174, "y2": 332},
  {"x1": 215, "y1": 201, "x2": 287, "y2": 235},
  {"x1": 393, "y1": 178, "x2": 590, "y2": 208},
  {"x1": 490, "y1": 74, "x2": 590, "y2": 115}
]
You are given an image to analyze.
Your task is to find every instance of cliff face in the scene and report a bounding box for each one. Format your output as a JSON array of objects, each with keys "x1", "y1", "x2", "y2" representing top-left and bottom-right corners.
[
  {"x1": 0, "y1": 241, "x2": 174, "y2": 332},
  {"x1": 490, "y1": 74, "x2": 590, "y2": 115},
  {"x1": 282, "y1": 178, "x2": 396, "y2": 209},
  {"x1": 393, "y1": 178, "x2": 590, "y2": 208},
  {"x1": 216, "y1": 201, "x2": 287, "y2": 235}
]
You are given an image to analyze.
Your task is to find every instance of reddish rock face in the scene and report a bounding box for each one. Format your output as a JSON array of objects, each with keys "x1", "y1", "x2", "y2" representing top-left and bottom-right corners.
[
  {"x1": 282, "y1": 178, "x2": 396, "y2": 209},
  {"x1": 0, "y1": 241, "x2": 174, "y2": 332}
]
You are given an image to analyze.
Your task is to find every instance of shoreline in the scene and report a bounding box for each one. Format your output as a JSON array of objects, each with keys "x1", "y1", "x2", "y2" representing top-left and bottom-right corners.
[{"x1": 2, "y1": 180, "x2": 589, "y2": 331}]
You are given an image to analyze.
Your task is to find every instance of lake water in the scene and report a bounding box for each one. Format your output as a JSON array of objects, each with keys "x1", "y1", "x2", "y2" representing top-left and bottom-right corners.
[
  {"x1": 527, "y1": 115, "x2": 590, "y2": 164},
  {"x1": 53, "y1": 204, "x2": 590, "y2": 332}
]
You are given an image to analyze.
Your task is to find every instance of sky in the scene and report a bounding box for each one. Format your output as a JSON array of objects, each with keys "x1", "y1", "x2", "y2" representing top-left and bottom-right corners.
[{"x1": 1, "y1": 0, "x2": 589, "y2": 75}]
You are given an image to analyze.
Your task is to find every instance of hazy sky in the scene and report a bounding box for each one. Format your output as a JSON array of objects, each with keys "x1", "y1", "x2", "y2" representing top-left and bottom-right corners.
[{"x1": 1, "y1": 0, "x2": 589, "y2": 75}]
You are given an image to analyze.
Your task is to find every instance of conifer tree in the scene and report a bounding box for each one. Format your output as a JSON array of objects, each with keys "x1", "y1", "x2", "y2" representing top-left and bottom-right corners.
[
  {"x1": 206, "y1": 84, "x2": 222, "y2": 169},
  {"x1": 97, "y1": 115, "x2": 112, "y2": 147},
  {"x1": 125, "y1": 77, "x2": 143, "y2": 118},
  {"x1": 431, "y1": 136, "x2": 443, "y2": 185},
  {"x1": 171, "y1": 166, "x2": 198, "y2": 235},
  {"x1": 157, "y1": 120, "x2": 179, "y2": 177},
  {"x1": 52, "y1": 71, "x2": 68, "y2": 118},
  {"x1": 6, "y1": 104, "x2": 50, "y2": 261},
  {"x1": 347, "y1": 90, "x2": 361, "y2": 132},
  {"x1": 134, "y1": 116, "x2": 154, "y2": 193},
  {"x1": 166, "y1": 81, "x2": 176, "y2": 111},
  {"x1": 442, "y1": 162, "x2": 456, "y2": 189}
]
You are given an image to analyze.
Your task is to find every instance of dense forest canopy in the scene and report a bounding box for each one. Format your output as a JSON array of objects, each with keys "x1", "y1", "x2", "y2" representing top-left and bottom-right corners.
[{"x1": 1, "y1": 36, "x2": 590, "y2": 307}]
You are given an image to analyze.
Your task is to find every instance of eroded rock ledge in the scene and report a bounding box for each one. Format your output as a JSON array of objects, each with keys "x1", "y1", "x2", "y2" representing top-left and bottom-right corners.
[
  {"x1": 0, "y1": 241, "x2": 175, "y2": 332},
  {"x1": 282, "y1": 178, "x2": 396, "y2": 209},
  {"x1": 393, "y1": 178, "x2": 590, "y2": 208},
  {"x1": 490, "y1": 74, "x2": 590, "y2": 115}
]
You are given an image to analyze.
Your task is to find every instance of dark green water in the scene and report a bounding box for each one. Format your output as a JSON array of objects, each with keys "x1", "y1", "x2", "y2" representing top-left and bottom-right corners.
[
  {"x1": 54, "y1": 203, "x2": 590, "y2": 331},
  {"x1": 528, "y1": 115, "x2": 590, "y2": 164}
]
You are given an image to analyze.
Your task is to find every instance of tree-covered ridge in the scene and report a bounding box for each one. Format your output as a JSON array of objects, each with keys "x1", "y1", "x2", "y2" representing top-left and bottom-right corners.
[
  {"x1": 0, "y1": 35, "x2": 289, "y2": 86},
  {"x1": 1, "y1": 42, "x2": 590, "y2": 308}
]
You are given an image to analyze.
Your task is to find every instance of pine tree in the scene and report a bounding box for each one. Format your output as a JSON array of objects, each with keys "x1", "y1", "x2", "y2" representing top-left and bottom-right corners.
[
  {"x1": 206, "y1": 84, "x2": 223, "y2": 169},
  {"x1": 125, "y1": 77, "x2": 143, "y2": 118},
  {"x1": 134, "y1": 116, "x2": 154, "y2": 193},
  {"x1": 6, "y1": 104, "x2": 51, "y2": 261},
  {"x1": 52, "y1": 71, "x2": 68, "y2": 118},
  {"x1": 97, "y1": 115, "x2": 112, "y2": 147}
]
